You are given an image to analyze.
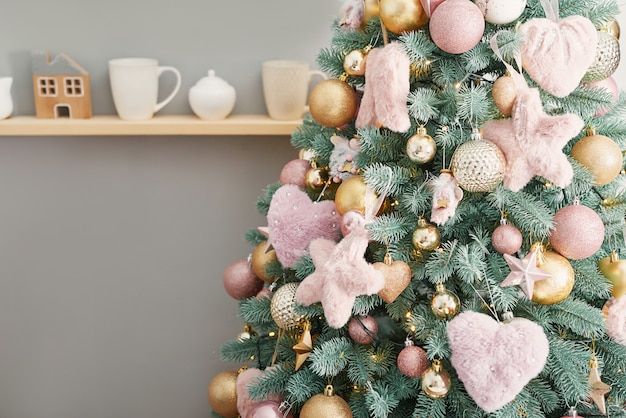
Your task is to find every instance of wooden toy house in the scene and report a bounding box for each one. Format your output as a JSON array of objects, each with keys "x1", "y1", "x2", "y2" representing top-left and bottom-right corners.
[{"x1": 32, "y1": 50, "x2": 92, "y2": 119}]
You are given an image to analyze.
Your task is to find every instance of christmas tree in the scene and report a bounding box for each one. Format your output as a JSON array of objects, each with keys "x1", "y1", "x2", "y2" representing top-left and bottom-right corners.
[{"x1": 210, "y1": 0, "x2": 626, "y2": 417}]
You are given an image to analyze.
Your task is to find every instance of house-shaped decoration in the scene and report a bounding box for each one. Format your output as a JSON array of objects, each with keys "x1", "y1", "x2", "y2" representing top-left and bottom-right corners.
[{"x1": 32, "y1": 50, "x2": 92, "y2": 119}]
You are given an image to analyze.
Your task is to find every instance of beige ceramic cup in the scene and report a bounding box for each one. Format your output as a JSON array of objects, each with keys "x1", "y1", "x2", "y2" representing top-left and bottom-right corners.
[{"x1": 262, "y1": 60, "x2": 327, "y2": 120}]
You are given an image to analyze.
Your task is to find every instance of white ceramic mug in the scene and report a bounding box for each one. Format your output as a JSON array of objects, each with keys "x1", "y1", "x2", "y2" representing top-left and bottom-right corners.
[
  {"x1": 109, "y1": 58, "x2": 181, "y2": 120},
  {"x1": 262, "y1": 60, "x2": 327, "y2": 120}
]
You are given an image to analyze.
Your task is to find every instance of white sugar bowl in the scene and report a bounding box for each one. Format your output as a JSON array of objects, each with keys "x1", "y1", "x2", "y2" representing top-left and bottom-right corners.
[{"x1": 188, "y1": 69, "x2": 236, "y2": 120}]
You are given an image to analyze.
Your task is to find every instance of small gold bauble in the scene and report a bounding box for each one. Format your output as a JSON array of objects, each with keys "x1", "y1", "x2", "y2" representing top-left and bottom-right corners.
[
  {"x1": 430, "y1": 283, "x2": 460, "y2": 319},
  {"x1": 532, "y1": 249, "x2": 575, "y2": 305},
  {"x1": 207, "y1": 370, "x2": 239, "y2": 418},
  {"x1": 412, "y1": 218, "x2": 441, "y2": 251},
  {"x1": 570, "y1": 129, "x2": 622, "y2": 186},
  {"x1": 450, "y1": 129, "x2": 506, "y2": 193},
  {"x1": 602, "y1": 18, "x2": 621, "y2": 40},
  {"x1": 421, "y1": 359, "x2": 452, "y2": 399},
  {"x1": 251, "y1": 242, "x2": 277, "y2": 283},
  {"x1": 334, "y1": 175, "x2": 378, "y2": 216},
  {"x1": 492, "y1": 74, "x2": 517, "y2": 117},
  {"x1": 270, "y1": 282, "x2": 304, "y2": 330},
  {"x1": 343, "y1": 49, "x2": 368, "y2": 76},
  {"x1": 300, "y1": 385, "x2": 353, "y2": 418},
  {"x1": 599, "y1": 251, "x2": 626, "y2": 299},
  {"x1": 406, "y1": 125, "x2": 437, "y2": 164},
  {"x1": 305, "y1": 166, "x2": 330, "y2": 193},
  {"x1": 309, "y1": 78, "x2": 358, "y2": 128},
  {"x1": 584, "y1": 31, "x2": 621, "y2": 82},
  {"x1": 363, "y1": 0, "x2": 380, "y2": 27},
  {"x1": 379, "y1": 0, "x2": 428, "y2": 34}
]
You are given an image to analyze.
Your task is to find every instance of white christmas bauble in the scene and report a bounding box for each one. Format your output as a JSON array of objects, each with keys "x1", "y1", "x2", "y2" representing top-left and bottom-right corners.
[{"x1": 474, "y1": 0, "x2": 527, "y2": 25}]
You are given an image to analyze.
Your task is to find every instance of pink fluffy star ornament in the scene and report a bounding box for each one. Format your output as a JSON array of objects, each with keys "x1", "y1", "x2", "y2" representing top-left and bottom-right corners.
[
  {"x1": 295, "y1": 211, "x2": 385, "y2": 328},
  {"x1": 500, "y1": 247, "x2": 551, "y2": 299},
  {"x1": 482, "y1": 85, "x2": 584, "y2": 192},
  {"x1": 259, "y1": 185, "x2": 342, "y2": 268}
]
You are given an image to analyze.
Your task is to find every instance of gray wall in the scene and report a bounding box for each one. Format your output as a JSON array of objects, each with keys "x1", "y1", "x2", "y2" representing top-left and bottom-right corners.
[{"x1": 0, "y1": 1, "x2": 337, "y2": 418}]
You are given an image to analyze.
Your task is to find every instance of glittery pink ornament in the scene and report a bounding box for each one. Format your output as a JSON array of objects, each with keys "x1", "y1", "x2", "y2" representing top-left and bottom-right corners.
[
  {"x1": 279, "y1": 159, "x2": 311, "y2": 188},
  {"x1": 549, "y1": 203, "x2": 605, "y2": 260},
  {"x1": 223, "y1": 259, "x2": 265, "y2": 300},
  {"x1": 248, "y1": 400, "x2": 294, "y2": 418},
  {"x1": 585, "y1": 77, "x2": 619, "y2": 117},
  {"x1": 397, "y1": 343, "x2": 429, "y2": 378},
  {"x1": 348, "y1": 315, "x2": 378, "y2": 344},
  {"x1": 429, "y1": 0, "x2": 485, "y2": 54},
  {"x1": 491, "y1": 222, "x2": 523, "y2": 255}
]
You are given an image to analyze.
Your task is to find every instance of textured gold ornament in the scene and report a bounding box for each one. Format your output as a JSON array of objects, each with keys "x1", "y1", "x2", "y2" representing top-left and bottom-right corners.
[
  {"x1": 308, "y1": 77, "x2": 358, "y2": 128},
  {"x1": 305, "y1": 165, "x2": 330, "y2": 193},
  {"x1": 343, "y1": 47, "x2": 371, "y2": 77},
  {"x1": 450, "y1": 129, "x2": 506, "y2": 193},
  {"x1": 270, "y1": 282, "x2": 304, "y2": 330},
  {"x1": 430, "y1": 283, "x2": 460, "y2": 319},
  {"x1": 570, "y1": 128, "x2": 622, "y2": 186},
  {"x1": 300, "y1": 385, "x2": 353, "y2": 418},
  {"x1": 406, "y1": 125, "x2": 437, "y2": 164},
  {"x1": 412, "y1": 218, "x2": 441, "y2": 251},
  {"x1": 293, "y1": 321, "x2": 314, "y2": 371},
  {"x1": 334, "y1": 175, "x2": 378, "y2": 216},
  {"x1": 532, "y1": 247, "x2": 575, "y2": 305},
  {"x1": 588, "y1": 355, "x2": 611, "y2": 415},
  {"x1": 421, "y1": 359, "x2": 452, "y2": 399},
  {"x1": 251, "y1": 242, "x2": 277, "y2": 283},
  {"x1": 584, "y1": 31, "x2": 621, "y2": 82},
  {"x1": 379, "y1": 0, "x2": 428, "y2": 34},
  {"x1": 602, "y1": 18, "x2": 621, "y2": 40},
  {"x1": 599, "y1": 251, "x2": 626, "y2": 298},
  {"x1": 375, "y1": 253, "x2": 412, "y2": 303},
  {"x1": 492, "y1": 73, "x2": 517, "y2": 117},
  {"x1": 207, "y1": 370, "x2": 239, "y2": 418}
]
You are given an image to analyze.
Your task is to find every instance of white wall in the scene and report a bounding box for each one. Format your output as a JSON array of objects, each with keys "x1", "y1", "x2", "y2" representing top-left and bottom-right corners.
[{"x1": 0, "y1": 1, "x2": 338, "y2": 418}]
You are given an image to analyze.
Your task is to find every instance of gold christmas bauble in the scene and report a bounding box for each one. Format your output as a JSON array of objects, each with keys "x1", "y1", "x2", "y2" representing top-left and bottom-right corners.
[
  {"x1": 532, "y1": 249, "x2": 575, "y2": 305},
  {"x1": 207, "y1": 370, "x2": 239, "y2": 418},
  {"x1": 406, "y1": 126, "x2": 437, "y2": 164},
  {"x1": 334, "y1": 175, "x2": 378, "y2": 216},
  {"x1": 430, "y1": 283, "x2": 460, "y2": 319},
  {"x1": 305, "y1": 166, "x2": 330, "y2": 193},
  {"x1": 570, "y1": 129, "x2": 622, "y2": 186},
  {"x1": 412, "y1": 218, "x2": 441, "y2": 251},
  {"x1": 492, "y1": 74, "x2": 517, "y2": 117},
  {"x1": 583, "y1": 31, "x2": 621, "y2": 82},
  {"x1": 300, "y1": 385, "x2": 353, "y2": 418},
  {"x1": 363, "y1": 0, "x2": 380, "y2": 26},
  {"x1": 450, "y1": 130, "x2": 506, "y2": 193},
  {"x1": 309, "y1": 78, "x2": 358, "y2": 128},
  {"x1": 599, "y1": 251, "x2": 626, "y2": 298},
  {"x1": 251, "y1": 242, "x2": 277, "y2": 283},
  {"x1": 270, "y1": 282, "x2": 304, "y2": 330},
  {"x1": 379, "y1": 0, "x2": 428, "y2": 34},
  {"x1": 343, "y1": 49, "x2": 368, "y2": 76},
  {"x1": 602, "y1": 18, "x2": 621, "y2": 40},
  {"x1": 421, "y1": 360, "x2": 452, "y2": 399}
]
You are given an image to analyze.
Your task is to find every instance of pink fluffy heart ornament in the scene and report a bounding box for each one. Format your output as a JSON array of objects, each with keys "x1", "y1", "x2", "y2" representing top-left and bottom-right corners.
[
  {"x1": 261, "y1": 185, "x2": 341, "y2": 268},
  {"x1": 519, "y1": 15, "x2": 597, "y2": 98},
  {"x1": 447, "y1": 311, "x2": 549, "y2": 412}
]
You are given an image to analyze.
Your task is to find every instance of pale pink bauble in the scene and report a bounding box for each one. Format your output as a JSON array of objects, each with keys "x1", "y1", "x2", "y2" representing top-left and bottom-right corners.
[
  {"x1": 348, "y1": 315, "x2": 378, "y2": 344},
  {"x1": 279, "y1": 159, "x2": 311, "y2": 188},
  {"x1": 425, "y1": 0, "x2": 447, "y2": 14},
  {"x1": 491, "y1": 223, "x2": 523, "y2": 255},
  {"x1": 223, "y1": 259, "x2": 265, "y2": 300},
  {"x1": 585, "y1": 77, "x2": 619, "y2": 117},
  {"x1": 429, "y1": 0, "x2": 485, "y2": 54},
  {"x1": 397, "y1": 345, "x2": 429, "y2": 378},
  {"x1": 248, "y1": 400, "x2": 294, "y2": 418},
  {"x1": 256, "y1": 287, "x2": 272, "y2": 299},
  {"x1": 549, "y1": 204, "x2": 605, "y2": 260}
]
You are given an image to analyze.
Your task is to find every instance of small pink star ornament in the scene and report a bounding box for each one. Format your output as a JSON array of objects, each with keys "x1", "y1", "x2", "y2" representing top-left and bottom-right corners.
[{"x1": 500, "y1": 244, "x2": 551, "y2": 298}]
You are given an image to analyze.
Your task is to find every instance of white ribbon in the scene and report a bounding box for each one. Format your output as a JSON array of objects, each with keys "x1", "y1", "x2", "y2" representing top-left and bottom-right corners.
[
  {"x1": 419, "y1": 0, "x2": 432, "y2": 18},
  {"x1": 490, "y1": 31, "x2": 526, "y2": 87},
  {"x1": 539, "y1": 0, "x2": 560, "y2": 22}
]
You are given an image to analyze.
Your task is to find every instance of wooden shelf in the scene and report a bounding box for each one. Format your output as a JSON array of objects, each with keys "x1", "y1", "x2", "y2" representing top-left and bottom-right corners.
[{"x1": 0, "y1": 115, "x2": 302, "y2": 136}]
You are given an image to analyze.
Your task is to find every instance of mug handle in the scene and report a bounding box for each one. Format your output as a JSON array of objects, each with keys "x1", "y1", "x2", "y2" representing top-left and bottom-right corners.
[
  {"x1": 303, "y1": 70, "x2": 328, "y2": 115},
  {"x1": 154, "y1": 66, "x2": 182, "y2": 113}
]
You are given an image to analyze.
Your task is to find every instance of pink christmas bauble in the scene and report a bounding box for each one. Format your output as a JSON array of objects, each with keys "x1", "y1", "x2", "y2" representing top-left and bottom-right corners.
[
  {"x1": 491, "y1": 223, "x2": 523, "y2": 255},
  {"x1": 248, "y1": 400, "x2": 294, "y2": 418},
  {"x1": 223, "y1": 259, "x2": 265, "y2": 300},
  {"x1": 429, "y1": 0, "x2": 485, "y2": 54},
  {"x1": 279, "y1": 159, "x2": 311, "y2": 188},
  {"x1": 397, "y1": 345, "x2": 429, "y2": 378},
  {"x1": 348, "y1": 315, "x2": 378, "y2": 344},
  {"x1": 549, "y1": 204, "x2": 605, "y2": 260},
  {"x1": 427, "y1": 0, "x2": 447, "y2": 14},
  {"x1": 585, "y1": 76, "x2": 619, "y2": 117}
]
